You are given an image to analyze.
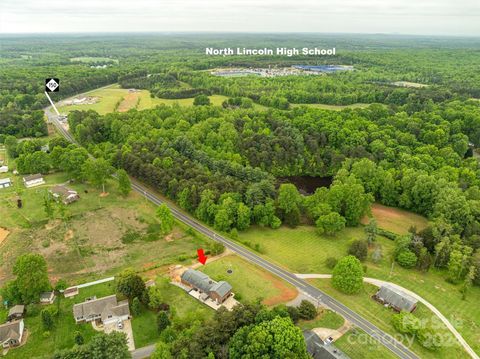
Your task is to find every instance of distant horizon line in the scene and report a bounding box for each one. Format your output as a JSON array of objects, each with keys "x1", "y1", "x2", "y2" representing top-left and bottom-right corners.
[{"x1": 0, "y1": 31, "x2": 479, "y2": 38}]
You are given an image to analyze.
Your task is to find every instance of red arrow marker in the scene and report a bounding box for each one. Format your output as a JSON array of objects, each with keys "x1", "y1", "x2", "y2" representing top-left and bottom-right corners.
[{"x1": 197, "y1": 249, "x2": 208, "y2": 265}]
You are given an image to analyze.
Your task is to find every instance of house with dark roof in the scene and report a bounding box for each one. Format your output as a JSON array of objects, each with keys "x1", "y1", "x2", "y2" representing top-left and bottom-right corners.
[
  {"x1": 374, "y1": 285, "x2": 418, "y2": 312},
  {"x1": 23, "y1": 174, "x2": 45, "y2": 188},
  {"x1": 73, "y1": 295, "x2": 130, "y2": 325},
  {"x1": 7, "y1": 305, "x2": 25, "y2": 322},
  {"x1": 0, "y1": 320, "x2": 25, "y2": 348},
  {"x1": 40, "y1": 291, "x2": 56, "y2": 305},
  {"x1": 181, "y1": 269, "x2": 233, "y2": 304},
  {"x1": 303, "y1": 330, "x2": 350, "y2": 359},
  {"x1": 49, "y1": 185, "x2": 79, "y2": 204}
]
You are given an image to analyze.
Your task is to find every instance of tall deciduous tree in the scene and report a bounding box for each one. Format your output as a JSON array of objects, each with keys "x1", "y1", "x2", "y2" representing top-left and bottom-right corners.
[
  {"x1": 229, "y1": 316, "x2": 308, "y2": 359},
  {"x1": 156, "y1": 204, "x2": 174, "y2": 234},
  {"x1": 12, "y1": 254, "x2": 50, "y2": 303},
  {"x1": 116, "y1": 269, "x2": 146, "y2": 300},
  {"x1": 332, "y1": 255, "x2": 364, "y2": 294},
  {"x1": 83, "y1": 157, "x2": 113, "y2": 193},
  {"x1": 117, "y1": 169, "x2": 131, "y2": 196}
]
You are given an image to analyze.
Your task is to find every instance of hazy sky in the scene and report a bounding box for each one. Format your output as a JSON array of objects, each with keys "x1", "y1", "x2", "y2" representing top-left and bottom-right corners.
[{"x1": 1, "y1": 0, "x2": 479, "y2": 35}]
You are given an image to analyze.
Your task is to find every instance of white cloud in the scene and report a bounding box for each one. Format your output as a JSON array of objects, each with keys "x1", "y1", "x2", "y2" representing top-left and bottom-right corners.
[{"x1": 1, "y1": 0, "x2": 479, "y2": 35}]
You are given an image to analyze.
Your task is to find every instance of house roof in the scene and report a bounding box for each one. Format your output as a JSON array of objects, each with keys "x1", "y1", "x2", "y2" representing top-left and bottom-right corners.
[
  {"x1": 303, "y1": 331, "x2": 350, "y2": 359},
  {"x1": 181, "y1": 269, "x2": 214, "y2": 293},
  {"x1": 8, "y1": 305, "x2": 25, "y2": 317},
  {"x1": 376, "y1": 285, "x2": 418, "y2": 312},
  {"x1": 0, "y1": 320, "x2": 23, "y2": 343},
  {"x1": 40, "y1": 292, "x2": 55, "y2": 300},
  {"x1": 0, "y1": 178, "x2": 11, "y2": 185},
  {"x1": 23, "y1": 173, "x2": 43, "y2": 182},
  {"x1": 73, "y1": 295, "x2": 130, "y2": 321},
  {"x1": 210, "y1": 281, "x2": 232, "y2": 297}
]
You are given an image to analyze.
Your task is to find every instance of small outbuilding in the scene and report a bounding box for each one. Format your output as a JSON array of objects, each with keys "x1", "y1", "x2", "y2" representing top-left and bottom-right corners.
[
  {"x1": 7, "y1": 305, "x2": 25, "y2": 321},
  {"x1": 0, "y1": 178, "x2": 12, "y2": 189},
  {"x1": 0, "y1": 320, "x2": 24, "y2": 348},
  {"x1": 23, "y1": 174, "x2": 45, "y2": 188},
  {"x1": 0, "y1": 166, "x2": 8, "y2": 173},
  {"x1": 40, "y1": 291, "x2": 56, "y2": 305},
  {"x1": 374, "y1": 285, "x2": 418, "y2": 312},
  {"x1": 63, "y1": 286, "x2": 79, "y2": 298}
]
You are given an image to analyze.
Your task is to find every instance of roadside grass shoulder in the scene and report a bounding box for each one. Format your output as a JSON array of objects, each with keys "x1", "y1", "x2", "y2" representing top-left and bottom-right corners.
[
  {"x1": 335, "y1": 329, "x2": 398, "y2": 359},
  {"x1": 298, "y1": 309, "x2": 344, "y2": 331}
]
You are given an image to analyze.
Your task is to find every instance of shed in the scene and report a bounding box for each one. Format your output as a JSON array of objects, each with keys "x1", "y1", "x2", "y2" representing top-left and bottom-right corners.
[
  {"x1": 0, "y1": 166, "x2": 8, "y2": 173},
  {"x1": 374, "y1": 285, "x2": 418, "y2": 312},
  {"x1": 0, "y1": 178, "x2": 12, "y2": 189},
  {"x1": 40, "y1": 291, "x2": 56, "y2": 305},
  {"x1": 23, "y1": 174, "x2": 45, "y2": 188},
  {"x1": 7, "y1": 305, "x2": 25, "y2": 321},
  {"x1": 64, "y1": 286, "x2": 79, "y2": 298}
]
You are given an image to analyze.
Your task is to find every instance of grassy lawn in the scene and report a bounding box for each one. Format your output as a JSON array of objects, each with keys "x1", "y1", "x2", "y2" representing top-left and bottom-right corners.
[
  {"x1": 132, "y1": 278, "x2": 214, "y2": 348},
  {"x1": 335, "y1": 329, "x2": 397, "y2": 359},
  {"x1": 56, "y1": 85, "x2": 230, "y2": 115},
  {"x1": 290, "y1": 103, "x2": 371, "y2": 111},
  {"x1": 362, "y1": 203, "x2": 429, "y2": 234},
  {"x1": 6, "y1": 281, "x2": 116, "y2": 359},
  {"x1": 237, "y1": 223, "x2": 480, "y2": 355},
  {"x1": 70, "y1": 57, "x2": 118, "y2": 64},
  {"x1": 298, "y1": 309, "x2": 344, "y2": 331},
  {"x1": 310, "y1": 280, "x2": 467, "y2": 359},
  {"x1": 200, "y1": 255, "x2": 297, "y2": 305}
]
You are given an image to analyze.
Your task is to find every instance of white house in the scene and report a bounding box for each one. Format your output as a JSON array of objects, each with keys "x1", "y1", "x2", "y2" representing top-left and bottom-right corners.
[
  {"x1": 0, "y1": 320, "x2": 24, "y2": 348},
  {"x1": 0, "y1": 166, "x2": 8, "y2": 173},
  {"x1": 23, "y1": 174, "x2": 45, "y2": 188},
  {"x1": 0, "y1": 178, "x2": 12, "y2": 189}
]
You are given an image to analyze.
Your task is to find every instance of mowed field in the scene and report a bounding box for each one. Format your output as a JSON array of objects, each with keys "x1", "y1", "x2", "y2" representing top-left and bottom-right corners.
[
  {"x1": 237, "y1": 206, "x2": 480, "y2": 356},
  {"x1": 291, "y1": 103, "x2": 371, "y2": 111},
  {"x1": 57, "y1": 85, "x2": 230, "y2": 115},
  {"x1": 311, "y1": 281, "x2": 468, "y2": 359},
  {"x1": 200, "y1": 255, "x2": 298, "y2": 306},
  {"x1": 362, "y1": 203, "x2": 429, "y2": 234}
]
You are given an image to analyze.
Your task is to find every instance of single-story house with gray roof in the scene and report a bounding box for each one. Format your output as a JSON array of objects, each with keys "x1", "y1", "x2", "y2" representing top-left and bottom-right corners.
[
  {"x1": 23, "y1": 174, "x2": 45, "y2": 188},
  {"x1": 73, "y1": 294, "x2": 130, "y2": 325},
  {"x1": 374, "y1": 285, "x2": 418, "y2": 312},
  {"x1": 181, "y1": 269, "x2": 233, "y2": 304}
]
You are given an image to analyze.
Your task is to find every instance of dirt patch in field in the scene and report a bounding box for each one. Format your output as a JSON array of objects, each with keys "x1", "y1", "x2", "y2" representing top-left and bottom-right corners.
[
  {"x1": 118, "y1": 93, "x2": 139, "y2": 112},
  {"x1": 99, "y1": 192, "x2": 109, "y2": 197},
  {"x1": 0, "y1": 228, "x2": 10, "y2": 244},
  {"x1": 261, "y1": 271, "x2": 299, "y2": 306},
  {"x1": 64, "y1": 229, "x2": 74, "y2": 241}
]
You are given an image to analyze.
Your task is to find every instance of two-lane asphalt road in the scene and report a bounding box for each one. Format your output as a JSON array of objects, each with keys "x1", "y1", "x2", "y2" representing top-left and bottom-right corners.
[{"x1": 45, "y1": 106, "x2": 419, "y2": 359}]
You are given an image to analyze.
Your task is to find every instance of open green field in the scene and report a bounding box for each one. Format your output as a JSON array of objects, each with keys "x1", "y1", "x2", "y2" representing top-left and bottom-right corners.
[
  {"x1": 291, "y1": 103, "x2": 371, "y2": 111},
  {"x1": 335, "y1": 329, "x2": 397, "y2": 359},
  {"x1": 237, "y1": 222, "x2": 480, "y2": 355},
  {"x1": 200, "y1": 254, "x2": 297, "y2": 306},
  {"x1": 363, "y1": 203, "x2": 429, "y2": 234},
  {"x1": 0, "y1": 172, "x2": 213, "y2": 285},
  {"x1": 310, "y1": 281, "x2": 467, "y2": 359},
  {"x1": 56, "y1": 85, "x2": 230, "y2": 115}
]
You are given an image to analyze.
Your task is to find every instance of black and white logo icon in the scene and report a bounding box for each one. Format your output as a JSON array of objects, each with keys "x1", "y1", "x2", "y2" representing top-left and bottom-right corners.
[{"x1": 45, "y1": 78, "x2": 60, "y2": 92}]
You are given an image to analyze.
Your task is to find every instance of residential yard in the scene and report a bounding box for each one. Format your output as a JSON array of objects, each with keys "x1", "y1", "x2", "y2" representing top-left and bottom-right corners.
[
  {"x1": 0, "y1": 172, "x2": 214, "y2": 285},
  {"x1": 56, "y1": 85, "x2": 230, "y2": 115},
  {"x1": 310, "y1": 280, "x2": 468, "y2": 359},
  {"x1": 237, "y1": 221, "x2": 480, "y2": 356},
  {"x1": 200, "y1": 255, "x2": 298, "y2": 306},
  {"x1": 298, "y1": 309, "x2": 344, "y2": 331},
  {"x1": 132, "y1": 278, "x2": 213, "y2": 348},
  {"x1": 335, "y1": 329, "x2": 397, "y2": 359},
  {"x1": 5, "y1": 281, "x2": 116, "y2": 359}
]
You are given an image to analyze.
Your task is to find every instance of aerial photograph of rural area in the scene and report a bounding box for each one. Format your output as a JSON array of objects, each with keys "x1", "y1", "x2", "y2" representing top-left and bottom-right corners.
[{"x1": 0, "y1": 0, "x2": 479, "y2": 358}]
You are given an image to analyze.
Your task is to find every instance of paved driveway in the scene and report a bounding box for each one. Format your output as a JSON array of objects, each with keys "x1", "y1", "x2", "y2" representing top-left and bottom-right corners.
[{"x1": 104, "y1": 319, "x2": 135, "y2": 351}]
